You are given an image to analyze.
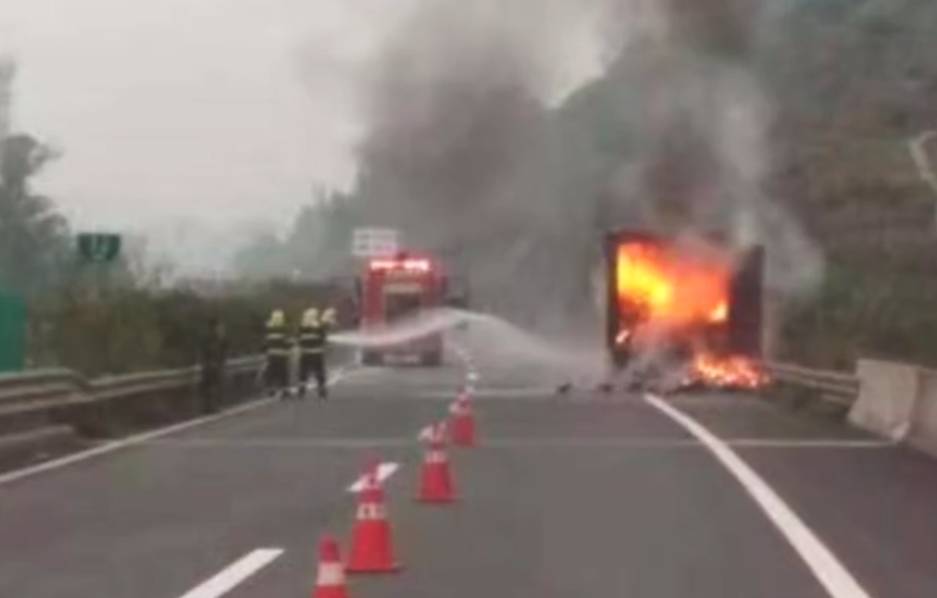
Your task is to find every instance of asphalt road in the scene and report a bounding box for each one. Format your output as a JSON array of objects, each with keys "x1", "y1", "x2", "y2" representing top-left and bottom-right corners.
[{"x1": 1, "y1": 350, "x2": 937, "y2": 597}]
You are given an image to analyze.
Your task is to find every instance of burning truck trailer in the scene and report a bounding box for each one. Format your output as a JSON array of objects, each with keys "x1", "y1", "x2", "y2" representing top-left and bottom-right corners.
[{"x1": 604, "y1": 230, "x2": 769, "y2": 393}]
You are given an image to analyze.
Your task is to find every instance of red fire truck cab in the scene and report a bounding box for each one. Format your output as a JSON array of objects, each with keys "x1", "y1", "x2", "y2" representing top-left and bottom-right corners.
[{"x1": 359, "y1": 252, "x2": 446, "y2": 366}]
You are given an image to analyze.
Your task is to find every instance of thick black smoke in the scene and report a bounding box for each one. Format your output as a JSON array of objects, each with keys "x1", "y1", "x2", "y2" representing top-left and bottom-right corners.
[{"x1": 349, "y1": 0, "x2": 821, "y2": 336}]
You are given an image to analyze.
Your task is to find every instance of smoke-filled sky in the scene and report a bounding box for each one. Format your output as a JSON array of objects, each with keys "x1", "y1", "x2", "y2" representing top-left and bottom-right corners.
[
  {"x1": 348, "y1": 0, "x2": 821, "y2": 330},
  {"x1": 1, "y1": 0, "x2": 607, "y2": 271},
  {"x1": 2, "y1": 0, "x2": 822, "y2": 295}
]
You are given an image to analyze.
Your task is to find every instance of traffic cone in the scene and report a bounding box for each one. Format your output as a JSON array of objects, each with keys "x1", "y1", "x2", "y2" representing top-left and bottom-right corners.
[
  {"x1": 312, "y1": 536, "x2": 350, "y2": 598},
  {"x1": 346, "y1": 464, "x2": 401, "y2": 573},
  {"x1": 449, "y1": 391, "x2": 476, "y2": 447},
  {"x1": 417, "y1": 422, "x2": 457, "y2": 503}
]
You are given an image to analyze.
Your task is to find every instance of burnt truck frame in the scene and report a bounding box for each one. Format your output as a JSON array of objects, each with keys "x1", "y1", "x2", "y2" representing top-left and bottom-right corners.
[{"x1": 604, "y1": 230, "x2": 764, "y2": 369}]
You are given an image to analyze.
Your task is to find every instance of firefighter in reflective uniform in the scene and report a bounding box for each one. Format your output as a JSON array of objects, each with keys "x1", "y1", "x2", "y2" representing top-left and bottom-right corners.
[
  {"x1": 264, "y1": 309, "x2": 291, "y2": 399},
  {"x1": 298, "y1": 308, "x2": 328, "y2": 399}
]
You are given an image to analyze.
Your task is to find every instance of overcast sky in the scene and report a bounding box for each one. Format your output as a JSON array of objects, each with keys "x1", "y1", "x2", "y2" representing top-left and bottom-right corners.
[
  {"x1": 3, "y1": 1, "x2": 419, "y2": 248},
  {"x1": 1, "y1": 0, "x2": 604, "y2": 273}
]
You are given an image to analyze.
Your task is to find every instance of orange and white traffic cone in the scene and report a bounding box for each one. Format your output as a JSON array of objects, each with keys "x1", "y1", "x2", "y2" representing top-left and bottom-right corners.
[
  {"x1": 416, "y1": 422, "x2": 457, "y2": 503},
  {"x1": 312, "y1": 536, "x2": 350, "y2": 598},
  {"x1": 449, "y1": 391, "x2": 476, "y2": 447},
  {"x1": 346, "y1": 464, "x2": 401, "y2": 573}
]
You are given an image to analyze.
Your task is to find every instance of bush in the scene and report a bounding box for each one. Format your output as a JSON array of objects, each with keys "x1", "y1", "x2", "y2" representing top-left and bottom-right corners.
[
  {"x1": 777, "y1": 262, "x2": 937, "y2": 369},
  {"x1": 25, "y1": 279, "x2": 354, "y2": 377},
  {"x1": 27, "y1": 289, "x2": 259, "y2": 376}
]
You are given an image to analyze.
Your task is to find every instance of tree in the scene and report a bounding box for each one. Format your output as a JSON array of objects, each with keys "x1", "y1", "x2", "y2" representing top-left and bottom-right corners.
[
  {"x1": 232, "y1": 229, "x2": 289, "y2": 280},
  {"x1": 0, "y1": 133, "x2": 70, "y2": 296},
  {"x1": 231, "y1": 189, "x2": 359, "y2": 282},
  {"x1": 282, "y1": 190, "x2": 357, "y2": 279}
]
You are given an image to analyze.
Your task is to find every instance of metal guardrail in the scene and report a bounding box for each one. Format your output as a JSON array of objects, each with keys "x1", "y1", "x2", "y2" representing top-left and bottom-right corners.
[
  {"x1": 0, "y1": 368, "x2": 86, "y2": 392},
  {"x1": 0, "y1": 369, "x2": 86, "y2": 408},
  {"x1": 3, "y1": 356, "x2": 857, "y2": 406},
  {"x1": 764, "y1": 361, "x2": 860, "y2": 406},
  {"x1": 91, "y1": 356, "x2": 263, "y2": 398},
  {"x1": 0, "y1": 356, "x2": 264, "y2": 407}
]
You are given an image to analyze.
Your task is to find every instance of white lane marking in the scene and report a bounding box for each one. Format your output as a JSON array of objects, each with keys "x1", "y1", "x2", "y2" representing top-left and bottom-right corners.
[
  {"x1": 728, "y1": 439, "x2": 892, "y2": 448},
  {"x1": 0, "y1": 398, "x2": 275, "y2": 487},
  {"x1": 139, "y1": 437, "x2": 896, "y2": 451},
  {"x1": 136, "y1": 436, "x2": 892, "y2": 449},
  {"x1": 483, "y1": 438, "x2": 703, "y2": 448},
  {"x1": 664, "y1": 397, "x2": 778, "y2": 408},
  {"x1": 418, "y1": 388, "x2": 565, "y2": 400},
  {"x1": 178, "y1": 548, "x2": 283, "y2": 598},
  {"x1": 143, "y1": 437, "x2": 415, "y2": 449},
  {"x1": 347, "y1": 461, "x2": 400, "y2": 493},
  {"x1": 0, "y1": 367, "x2": 353, "y2": 487},
  {"x1": 467, "y1": 371, "x2": 479, "y2": 382},
  {"x1": 479, "y1": 438, "x2": 890, "y2": 449},
  {"x1": 417, "y1": 425, "x2": 434, "y2": 442},
  {"x1": 645, "y1": 393, "x2": 873, "y2": 598},
  {"x1": 140, "y1": 437, "x2": 695, "y2": 449}
]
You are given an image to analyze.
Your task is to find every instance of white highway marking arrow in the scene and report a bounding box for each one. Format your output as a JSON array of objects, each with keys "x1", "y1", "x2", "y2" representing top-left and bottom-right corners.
[
  {"x1": 418, "y1": 425, "x2": 434, "y2": 442},
  {"x1": 347, "y1": 462, "x2": 400, "y2": 493},
  {"x1": 178, "y1": 548, "x2": 283, "y2": 598}
]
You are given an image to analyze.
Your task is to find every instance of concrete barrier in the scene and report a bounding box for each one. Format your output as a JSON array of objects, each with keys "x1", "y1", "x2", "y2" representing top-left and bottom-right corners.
[
  {"x1": 848, "y1": 359, "x2": 920, "y2": 441},
  {"x1": 908, "y1": 367, "x2": 937, "y2": 457}
]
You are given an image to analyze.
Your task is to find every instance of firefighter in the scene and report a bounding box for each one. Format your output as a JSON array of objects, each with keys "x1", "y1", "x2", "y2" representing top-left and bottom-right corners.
[
  {"x1": 298, "y1": 307, "x2": 329, "y2": 399},
  {"x1": 264, "y1": 309, "x2": 291, "y2": 399}
]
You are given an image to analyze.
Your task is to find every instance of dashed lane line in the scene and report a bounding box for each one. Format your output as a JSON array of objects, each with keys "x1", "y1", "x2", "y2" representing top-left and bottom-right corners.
[
  {"x1": 347, "y1": 461, "x2": 400, "y2": 493},
  {"x1": 177, "y1": 548, "x2": 283, "y2": 598},
  {"x1": 646, "y1": 393, "x2": 873, "y2": 598}
]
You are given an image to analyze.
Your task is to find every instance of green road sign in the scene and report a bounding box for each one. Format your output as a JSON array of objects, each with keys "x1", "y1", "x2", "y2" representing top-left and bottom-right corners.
[
  {"x1": 0, "y1": 291, "x2": 26, "y2": 372},
  {"x1": 77, "y1": 233, "x2": 121, "y2": 263}
]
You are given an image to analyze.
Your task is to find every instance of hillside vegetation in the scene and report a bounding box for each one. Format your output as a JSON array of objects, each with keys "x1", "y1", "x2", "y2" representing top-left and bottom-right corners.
[{"x1": 761, "y1": 0, "x2": 937, "y2": 367}]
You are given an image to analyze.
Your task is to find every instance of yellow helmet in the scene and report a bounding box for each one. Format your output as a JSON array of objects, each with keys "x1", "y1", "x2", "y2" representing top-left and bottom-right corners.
[
  {"x1": 302, "y1": 308, "x2": 320, "y2": 327},
  {"x1": 267, "y1": 309, "x2": 285, "y2": 328},
  {"x1": 321, "y1": 307, "x2": 337, "y2": 325}
]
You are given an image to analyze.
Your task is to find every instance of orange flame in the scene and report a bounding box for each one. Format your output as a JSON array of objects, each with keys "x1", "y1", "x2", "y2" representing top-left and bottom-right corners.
[
  {"x1": 691, "y1": 353, "x2": 769, "y2": 389},
  {"x1": 616, "y1": 242, "x2": 730, "y2": 327},
  {"x1": 709, "y1": 300, "x2": 728, "y2": 323}
]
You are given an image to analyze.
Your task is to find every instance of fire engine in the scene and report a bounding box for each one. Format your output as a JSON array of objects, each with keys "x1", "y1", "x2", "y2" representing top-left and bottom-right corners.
[{"x1": 359, "y1": 252, "x2": 446, "y2": 366}]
